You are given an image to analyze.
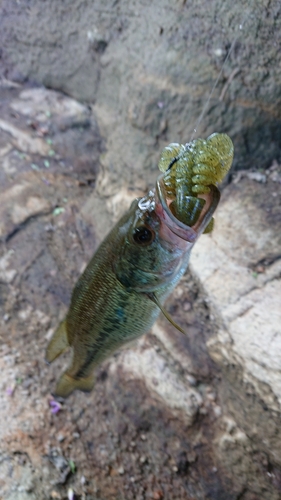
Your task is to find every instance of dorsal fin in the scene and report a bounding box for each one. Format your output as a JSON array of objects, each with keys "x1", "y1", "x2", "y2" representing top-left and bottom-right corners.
[{"x1": 148, "y1": 292, "x2": 187, "y2": 335}]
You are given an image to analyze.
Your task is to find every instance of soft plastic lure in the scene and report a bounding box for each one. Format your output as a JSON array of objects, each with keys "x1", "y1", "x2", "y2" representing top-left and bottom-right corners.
[{"x1": 158, "y1": 133, "x2": 233, "y2": 231}]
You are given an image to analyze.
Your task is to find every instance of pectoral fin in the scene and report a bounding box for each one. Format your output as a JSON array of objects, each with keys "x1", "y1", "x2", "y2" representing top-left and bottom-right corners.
[
  {"x1": 46, "y1": 319, "x2": 69, "y2": 363},
  {"x1": 54, "y1": 372, "x2": 95, "y2": 398},
  {"x1": 148, "y1": 293, "x2": 187, "y2": 335}
]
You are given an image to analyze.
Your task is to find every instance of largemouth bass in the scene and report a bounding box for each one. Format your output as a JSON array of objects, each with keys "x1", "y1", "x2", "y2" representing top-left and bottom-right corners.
[{"x1": 46, "y1": 133, "x2": 234, "y2": 398}]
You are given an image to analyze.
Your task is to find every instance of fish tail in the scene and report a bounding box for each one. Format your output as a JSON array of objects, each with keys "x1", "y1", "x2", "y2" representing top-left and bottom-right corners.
[
  {"x1": 46, "y1": 319, "x2": 69, "y2": 363},
  {"x1": 54, "y1": 372, "x2": 96, "y2": 398}
]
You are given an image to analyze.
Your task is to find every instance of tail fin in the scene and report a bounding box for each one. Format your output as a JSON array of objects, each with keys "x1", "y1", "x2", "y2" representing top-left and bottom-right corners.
[
  {"x1": 54, "y1": 372, "x2": 95, "y2": 398},
  {"x1": 46, "y1": 320, "x2": 69, "y2": 363}
]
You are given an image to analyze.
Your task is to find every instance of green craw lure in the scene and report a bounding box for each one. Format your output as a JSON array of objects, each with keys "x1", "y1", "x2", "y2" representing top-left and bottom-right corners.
[{"x1": 158, "y1": 133, "x2": 234, "y2": 232}]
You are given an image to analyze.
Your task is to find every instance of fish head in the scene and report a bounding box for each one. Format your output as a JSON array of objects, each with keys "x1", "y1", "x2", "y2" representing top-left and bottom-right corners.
[{"x1": 114, "y1": 175, "x2": 220, "y2": 293}]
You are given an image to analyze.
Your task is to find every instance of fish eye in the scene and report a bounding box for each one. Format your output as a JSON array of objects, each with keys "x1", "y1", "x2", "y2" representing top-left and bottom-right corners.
[{"x1": 133, "y1": 226, "x2": 155, "y2": 245}]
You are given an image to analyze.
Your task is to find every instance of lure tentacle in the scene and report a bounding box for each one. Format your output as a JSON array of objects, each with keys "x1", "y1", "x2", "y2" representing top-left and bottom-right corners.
[{"x1": 158, "y1": 132, "x2": 234, "y2": 228}]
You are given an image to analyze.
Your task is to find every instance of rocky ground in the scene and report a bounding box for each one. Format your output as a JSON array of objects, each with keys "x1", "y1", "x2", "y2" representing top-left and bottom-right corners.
[
  {"x1": 0, "y1": 82, "x2": 280, "y2": 500},
  {"x1": 0, "y1": 1, "x2": 281, "y2": 499}
]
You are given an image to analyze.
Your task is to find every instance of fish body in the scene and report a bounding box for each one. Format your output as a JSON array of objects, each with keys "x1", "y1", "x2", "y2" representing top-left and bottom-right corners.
[{"x1": 47, "y1": 133, "x2": 233, "y2": 398}]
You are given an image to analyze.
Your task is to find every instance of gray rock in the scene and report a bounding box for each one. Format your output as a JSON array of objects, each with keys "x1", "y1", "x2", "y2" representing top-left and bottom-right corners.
[
  {"x1": 1, "y1": 0, "x2": 281, "y2": 182},
  {"x1": 190, "y1": 174, "x2": 281, "y2": 467}
]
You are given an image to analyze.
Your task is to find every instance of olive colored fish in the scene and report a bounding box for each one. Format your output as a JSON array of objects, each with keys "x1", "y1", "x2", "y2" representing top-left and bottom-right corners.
[{"x1": 46, "y1": 133, "x2": 233, "y2": 398}]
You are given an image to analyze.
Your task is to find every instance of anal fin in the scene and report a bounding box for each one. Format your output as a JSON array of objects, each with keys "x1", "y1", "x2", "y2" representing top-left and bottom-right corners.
[{"x1": 46, "y1": 319, "x2": 69, "y2": 363}]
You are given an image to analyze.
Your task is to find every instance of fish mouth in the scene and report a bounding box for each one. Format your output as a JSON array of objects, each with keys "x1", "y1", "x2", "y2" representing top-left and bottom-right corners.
[{"x1": 155, "y1": 173, "x2": 220, "y2": 243}]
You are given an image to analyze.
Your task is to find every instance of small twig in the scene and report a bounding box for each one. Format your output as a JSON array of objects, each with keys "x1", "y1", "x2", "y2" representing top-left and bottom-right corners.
[
  {"x1": 219, "y1": 67, "x2": 240, "y2": 101},
  {"x1": 0, "y1": 78, "x2": 22, "y2": 89}
]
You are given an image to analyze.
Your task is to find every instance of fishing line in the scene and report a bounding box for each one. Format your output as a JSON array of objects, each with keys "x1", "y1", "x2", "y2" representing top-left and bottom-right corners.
[{"x1": 190, "y1": 12, "x2": 250, "y2": 142}]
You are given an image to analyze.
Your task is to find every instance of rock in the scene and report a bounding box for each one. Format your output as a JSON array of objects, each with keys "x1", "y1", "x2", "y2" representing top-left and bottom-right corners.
[
  {"x1": 10, "y1": 88, "x2": 88, "y2": 123},
  {"x1": 0, "y1": 454, "x2": 37, "y2": 500},
  {"x1": 110, "y1": 337, "x2": 202, "y2": 425},
  {"x1": 48, "y1": 450, "x2": 69, "y2": 472},
  {"x1": 190, "y1": 175, "x2": 281, "y2": 465},
  {"x1": 246, "y1": 171, "x2": 267, "y2": 183},
  {"x1": 1, "y1": 0, "x2": 281, "y2": 186},
  {"x1": 0, "y1": 251, "x2": 17, "y2": 283},
  {"x1": 0, "y1": 119, "x2": 49, "y2": 156},
  {"x1": 0, "y1": 78, "x2": 22, "y2": 89},
  {"x1": 0, "y1": 172, "x2": 52, "y2": 239}
]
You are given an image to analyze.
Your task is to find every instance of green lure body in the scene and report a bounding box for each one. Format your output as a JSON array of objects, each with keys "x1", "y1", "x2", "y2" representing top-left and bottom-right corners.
[{"x1": 159, "y1": 133, "x2": 234, "y2": 230}]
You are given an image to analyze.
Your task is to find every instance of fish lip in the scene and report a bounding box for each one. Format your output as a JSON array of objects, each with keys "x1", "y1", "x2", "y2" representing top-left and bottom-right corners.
[{"x1": 155, "y1": 173, "x2": 220, "y2": 242}]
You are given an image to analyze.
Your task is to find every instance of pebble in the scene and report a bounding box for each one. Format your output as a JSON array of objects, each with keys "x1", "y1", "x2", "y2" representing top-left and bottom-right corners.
[
  {"x1": 183, "y1": 301, "x2": 191, "y2": 312},
  {"x1": 246, "y1": 171, "x2": 267, "y2": 183},
  {"x1": 153, "y1": 490, "x2": 164, "y2": 500},
  {"x1": 50, "y1": 491, "x2": 61, "y2": 499}
]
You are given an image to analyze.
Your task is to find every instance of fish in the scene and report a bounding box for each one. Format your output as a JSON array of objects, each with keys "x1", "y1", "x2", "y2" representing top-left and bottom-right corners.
[{"x1": 46, "y1": 132, "x2": 234, "y2": 398}]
